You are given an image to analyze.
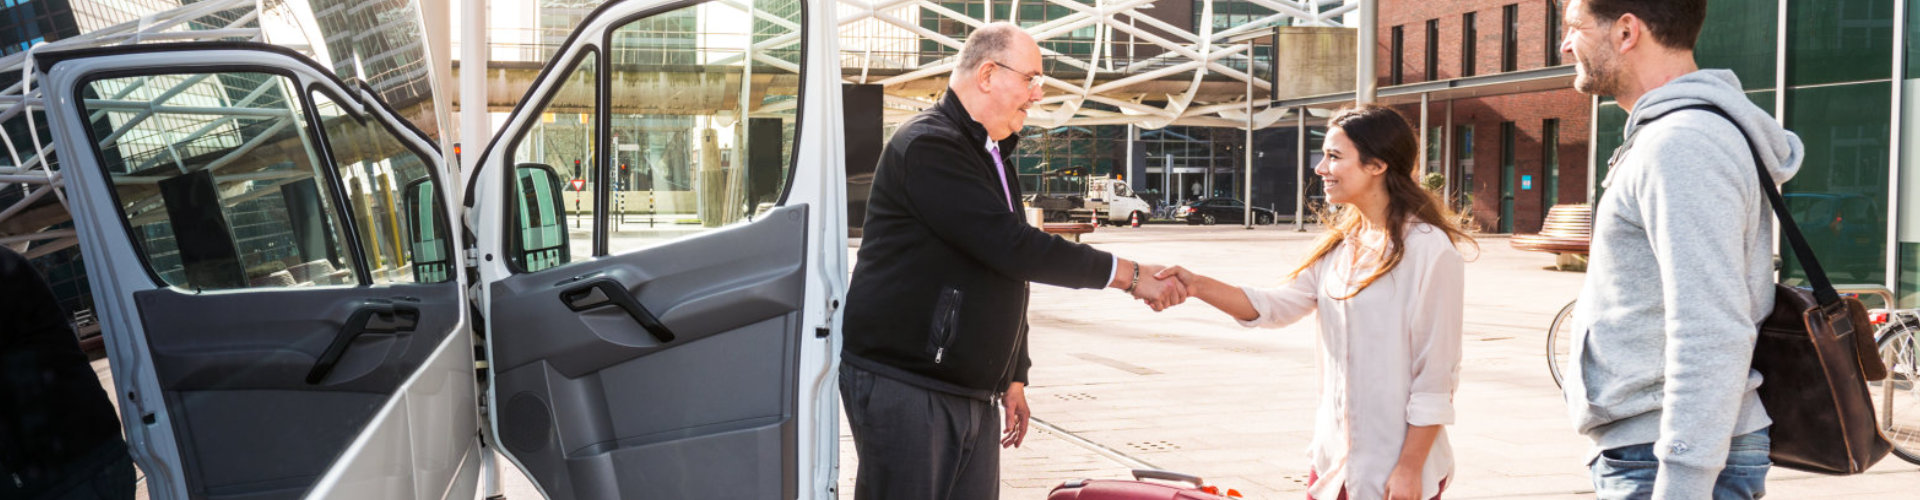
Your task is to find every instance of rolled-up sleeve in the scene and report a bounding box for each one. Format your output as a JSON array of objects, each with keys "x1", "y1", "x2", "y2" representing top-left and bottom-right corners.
[
  {"x1": 1236, "y1": 263, "x2": 1320, "y2": 328},
  {"x1": 1405, "y1": 245, "x2": 1465, "y2": 426}
]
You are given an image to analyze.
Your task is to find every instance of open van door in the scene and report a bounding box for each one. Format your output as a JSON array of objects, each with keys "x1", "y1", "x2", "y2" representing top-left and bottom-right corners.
[
  {"x1": 465, "y1": 0, "x2": 846, "y2": 498},
  {"x1": 38, "y1": 45, "x2": 482, "y2": 500}
]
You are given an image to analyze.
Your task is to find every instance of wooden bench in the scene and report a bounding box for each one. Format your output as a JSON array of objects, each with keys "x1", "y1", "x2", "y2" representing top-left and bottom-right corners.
[
  {"x1": 1042, "y1": 222, "x2": 1097, "y2": 242},
  {"x1": 1512, "y1": 204, "x2": 1592, "y2": 271}
]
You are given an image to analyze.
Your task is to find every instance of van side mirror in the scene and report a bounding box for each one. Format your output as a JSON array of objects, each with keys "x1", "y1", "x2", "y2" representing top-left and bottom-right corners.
[
  {"x1": 511, "y1": 163, "x2": 572, "y2": 272},
  {"x1": 402, "y1": 178, "x2": 451, "y2": 283}
]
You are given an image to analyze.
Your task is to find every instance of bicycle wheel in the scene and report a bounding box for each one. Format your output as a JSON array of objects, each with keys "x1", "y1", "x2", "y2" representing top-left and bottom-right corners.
[
  {"x1": 1873, "y1": 316, "x2": 1920, "y2": 465},
  {"x1": 1548, "y1": 299, "x2": 1577, "y2": 389}
]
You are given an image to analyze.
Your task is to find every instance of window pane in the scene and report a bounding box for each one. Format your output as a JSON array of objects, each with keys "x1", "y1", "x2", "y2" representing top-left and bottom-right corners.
[
  {"x1": 1782, "y1": 83, "x2": 1890, "y2": 286},
  {"x1": 1391, "y1": 26, "x2": 1403, "y2": 85},
  {"x1": 1546, "y1": 0, "x2": 1562, "y2": 66},
  {"x1": 605, "y1": 0, "x2": 803, "y2": 254},
  {"x1": 1592, "y1": 102, "x2": 1627, "y2": 200},
  {"x1": 1461, "y1": 12, "x2": 1476, "y2": 77},
  {"x1": 1909, "y1": 0, "x2": 1920, "y2": 77},
  {"x1": 1455, "y1": 124, "x2": 1475, "y2": 210},
  {"x1": 81, "y1": 72, "x2": 357, "y2": 290},
  {"x1": 1427, "y1": 19, "x2": 1440, "y2": 78},
  {"x1": 1697, "y1": 0, "x2": 1778, "y2": 90},
  {"x1": 1427, "y1": 126, "x2": 1443, "y2": 173},
  {"x1": 311, "y1": 91, "x2": 448, "y2": 284},
  {"x1": 1788, "y1": 0, "x2": 1894, "y2": 86},
  {"x1": 508, "y1": 52, "x2": 598, "y2": 273},
  {"x1": 1899, "y1": 2, "x2": 1920, "y2": 305},
  {"x1": 1501, "y1": 4, "x2": 1517, "y2": 72},
  {"x1": 1544, "y1": 119, "x2": 1559, "y2": 208}
]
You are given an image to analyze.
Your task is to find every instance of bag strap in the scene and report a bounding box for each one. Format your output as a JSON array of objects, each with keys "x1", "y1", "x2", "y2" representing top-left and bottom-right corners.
[{"x1": 1635, "y1": 104, "x2": 1841, "y2": 306}]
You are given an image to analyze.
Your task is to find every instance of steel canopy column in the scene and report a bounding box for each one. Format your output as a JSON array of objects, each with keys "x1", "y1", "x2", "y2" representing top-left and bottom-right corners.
[
  {"x1": 1244, "y1": 62, "x2": 1254, "y2": 229},
  {"x1": 1295, "y1": 107, "x2": 1307, "y2": 232},
  {"x1": 1357, "y1": 0, "x2": 1377, "y2": 104}
]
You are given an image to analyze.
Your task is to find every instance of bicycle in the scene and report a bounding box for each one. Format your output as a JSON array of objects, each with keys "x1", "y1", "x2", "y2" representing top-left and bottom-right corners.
[
  {"x1": 1547, "y1": 299, "x2": 1576, "y2": 389},
  {"x1": 1549, "y1": 290, "x2": 1920, "y2": 465},
  {"x1": 1870, "y1": 308, "x2": 1920, "y2": 465}
]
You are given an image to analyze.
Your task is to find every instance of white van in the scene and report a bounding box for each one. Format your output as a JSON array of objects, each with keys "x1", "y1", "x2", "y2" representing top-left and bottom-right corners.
[
  {"x1": 1087, "y1": 177, "x2": 1153, "y2": 226},
  {"x1": 30, "y1": 0, "x2": 846, "y2": 498}
]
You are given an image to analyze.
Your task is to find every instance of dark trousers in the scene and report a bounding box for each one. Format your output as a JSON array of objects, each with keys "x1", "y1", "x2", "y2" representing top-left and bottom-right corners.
[
  {"x1": 24, "y1": 441, "x2": 135, "y2": 500},
  {"x1": 840, "y1": 362, "x2": 1000, "y2": 500}
]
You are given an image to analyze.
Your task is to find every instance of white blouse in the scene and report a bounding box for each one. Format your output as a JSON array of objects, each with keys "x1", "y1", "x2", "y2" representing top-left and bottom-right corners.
[{"x1": 1237, "y1": 223, "x2": 1465, "y2": 500}]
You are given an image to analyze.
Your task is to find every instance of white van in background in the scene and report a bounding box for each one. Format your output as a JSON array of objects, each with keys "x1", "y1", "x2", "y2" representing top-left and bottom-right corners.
[{"x1": 1087, "y1": 177, "x2": 1153, "y2": 226}]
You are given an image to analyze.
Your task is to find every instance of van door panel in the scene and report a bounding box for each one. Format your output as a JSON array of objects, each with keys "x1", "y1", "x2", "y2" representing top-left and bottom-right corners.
[
  {"x1": 488, "y1": 206, "x2": 806, "y2": 500},
  {"x1": 41, "y1": 49, "x2": 474, "y2": 500},
  {"x1": 474, "y1": 0, "x2": 838, "y2": 497}
]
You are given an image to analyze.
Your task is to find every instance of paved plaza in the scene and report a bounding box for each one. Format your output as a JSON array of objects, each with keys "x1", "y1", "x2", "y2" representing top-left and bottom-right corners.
[
  {"x1": 96, "y1": 223, "x2": 1920, "y2": 499},
  {"x1": 834, "y1": 223, "x2": 1920, "y2": 499}
]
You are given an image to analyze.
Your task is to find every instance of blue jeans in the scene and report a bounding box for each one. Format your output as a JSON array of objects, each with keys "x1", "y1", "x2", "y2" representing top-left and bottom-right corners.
[{"x1": 1590, "y1": 427, "x2": 1771, "y2": 500}]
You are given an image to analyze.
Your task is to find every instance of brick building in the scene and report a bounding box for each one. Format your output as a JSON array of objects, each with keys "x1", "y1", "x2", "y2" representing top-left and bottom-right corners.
[{"x1": 1375, "y1": 0, "x2": 1587, "y2": 234}]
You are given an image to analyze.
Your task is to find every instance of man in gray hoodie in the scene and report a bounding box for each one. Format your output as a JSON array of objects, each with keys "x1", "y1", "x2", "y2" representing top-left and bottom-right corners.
[{"x1": 1558, "y1": 0, "x2": 1804, "y2": 498}]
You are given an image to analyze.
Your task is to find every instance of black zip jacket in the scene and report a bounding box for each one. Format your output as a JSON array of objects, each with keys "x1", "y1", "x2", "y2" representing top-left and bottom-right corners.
[
  {"x1": 841, "y1": 92, "x2": 1112, "y2": 399},
  {"x1": 0, "y1": 247, "x2": 127, "y2": 498}
]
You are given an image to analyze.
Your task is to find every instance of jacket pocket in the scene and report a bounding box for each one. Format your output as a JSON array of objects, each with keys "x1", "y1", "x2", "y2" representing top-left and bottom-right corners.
[{"x1": 926, "y1": 287, "x2": 964, "y2": 363}]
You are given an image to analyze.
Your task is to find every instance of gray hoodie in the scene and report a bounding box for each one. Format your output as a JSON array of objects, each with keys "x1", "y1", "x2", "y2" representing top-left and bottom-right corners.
[{"x1": 1565, "y1": 69, "x2": 1803, "y2": 497}]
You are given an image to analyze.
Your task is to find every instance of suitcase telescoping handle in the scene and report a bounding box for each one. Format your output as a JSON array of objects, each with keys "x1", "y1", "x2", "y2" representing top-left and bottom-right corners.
[{"x1": 1130, "y1": 469, "x2": 1206, "y2": 488}]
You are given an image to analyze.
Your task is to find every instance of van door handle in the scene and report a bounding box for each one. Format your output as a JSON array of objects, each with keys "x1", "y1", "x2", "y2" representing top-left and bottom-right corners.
[
  {"x1": 560, "y1": 278, "x2": 677, "y2": 344},
  {"x1": 307, "y1": 301, "x2": 420, "y2": 384}
]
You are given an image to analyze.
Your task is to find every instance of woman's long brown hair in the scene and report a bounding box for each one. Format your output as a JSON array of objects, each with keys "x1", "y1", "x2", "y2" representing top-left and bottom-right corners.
[{"x1": 1289, "y1": 105, "x2": 1477, "y2": 299}]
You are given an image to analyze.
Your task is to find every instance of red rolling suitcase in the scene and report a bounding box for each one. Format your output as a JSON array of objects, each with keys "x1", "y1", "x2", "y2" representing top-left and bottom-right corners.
[{"x1": 1047, "y1": 469, "x2": 1243, "y2": 499}]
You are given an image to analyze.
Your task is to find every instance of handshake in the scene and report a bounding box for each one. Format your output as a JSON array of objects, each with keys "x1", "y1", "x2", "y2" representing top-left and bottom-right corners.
[{"x1": 1124, "y1": 262, "x2": 1200, "y2": 312}]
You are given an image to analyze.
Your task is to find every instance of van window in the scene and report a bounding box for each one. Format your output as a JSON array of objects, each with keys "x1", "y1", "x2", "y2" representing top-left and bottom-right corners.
[
  {"x1": 311, "y1": 91, "x2": 448, "y2": 284},
  {"x1": 603, "y1": 0, "x2": 804, "y2": 253},
  {"x1": 79, "y1": 72, "x2": 358, "y2": 290}
]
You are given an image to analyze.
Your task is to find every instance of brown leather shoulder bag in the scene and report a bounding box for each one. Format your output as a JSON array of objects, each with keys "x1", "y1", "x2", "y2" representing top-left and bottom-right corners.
[{"x1": 1647, "y1": 104, "x2": 1891, "y2": 474}]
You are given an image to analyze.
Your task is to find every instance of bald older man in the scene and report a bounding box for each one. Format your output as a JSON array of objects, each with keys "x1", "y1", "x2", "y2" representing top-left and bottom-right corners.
[{"x1": 838, "y1": 22, "x2": 1183, "y2": 499}]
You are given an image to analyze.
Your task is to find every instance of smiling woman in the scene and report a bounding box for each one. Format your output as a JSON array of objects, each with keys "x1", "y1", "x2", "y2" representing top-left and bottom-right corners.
[{"x1": 1156, "y1": 105, "x2": 1475, "y2": 500}]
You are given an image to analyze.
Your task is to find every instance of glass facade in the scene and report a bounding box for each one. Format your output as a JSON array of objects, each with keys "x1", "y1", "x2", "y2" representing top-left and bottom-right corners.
[
  {"x1": 1696, "y1": 0, "x2": 1778, "y2": 89},
  {"x1": 1134, "y1": 126, "x2": 1245, "y2": 206},
  {"x1": 1783, "y1": 83, "x2": 1892, "y2": 286},
  {"x1": 0, "y1": 0, "x2": 77, "y2": 56},
  {"x1": 1788, "y1": 0, "x2": 1893, "y2": 86},
  {"x1": 309, "y1": 0, "x2": 436, "y2": 135},
  {"x1": 1591, "y1": 0, "x2": 1918, "y2": 306},
  {"x1": 1013, "y1": 125, "x2": 1125, "y2": 195}
]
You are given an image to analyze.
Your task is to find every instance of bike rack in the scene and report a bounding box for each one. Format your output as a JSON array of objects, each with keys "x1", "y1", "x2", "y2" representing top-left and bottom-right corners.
[{"x1": 1834, "y1": 284, "x2": 1897, "y2": 309}]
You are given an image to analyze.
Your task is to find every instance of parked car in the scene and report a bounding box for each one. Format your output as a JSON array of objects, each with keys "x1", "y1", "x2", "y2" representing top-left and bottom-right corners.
[
  {"x1": 1177, "y1": 197, "x2": 1277, "y2": 225},
  {"x1": 29, "y1": 0, "x2": 845, "y2": 498}
]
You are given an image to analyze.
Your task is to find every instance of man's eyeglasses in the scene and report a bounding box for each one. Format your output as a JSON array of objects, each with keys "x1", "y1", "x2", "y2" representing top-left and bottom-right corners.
[{"x1": 991, "y1": 61, "x2": 1045, "y2": 91}]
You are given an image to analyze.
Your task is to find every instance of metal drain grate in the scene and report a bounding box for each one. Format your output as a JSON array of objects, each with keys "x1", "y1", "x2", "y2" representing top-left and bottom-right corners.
[
  {"x1": 1053, "y1": 392, "x2": 1098, "y2": 401},
  {"x1": 1125, "y1": 440, "x2": 1181, "y2": 452}
]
